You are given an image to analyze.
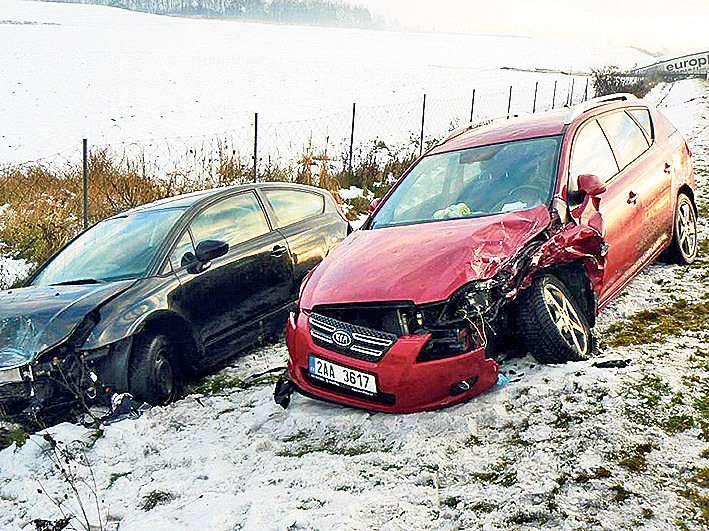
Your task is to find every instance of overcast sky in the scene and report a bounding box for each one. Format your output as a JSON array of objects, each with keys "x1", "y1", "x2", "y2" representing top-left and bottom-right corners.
[{"x1": 356, "y1": 0, "x2": 707, "y2": 56}]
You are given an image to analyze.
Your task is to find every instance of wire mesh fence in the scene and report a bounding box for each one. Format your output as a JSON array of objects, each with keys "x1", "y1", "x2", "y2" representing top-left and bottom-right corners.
[{"x1": 0, "y1": 74, "x2": 593, "y2": 266}]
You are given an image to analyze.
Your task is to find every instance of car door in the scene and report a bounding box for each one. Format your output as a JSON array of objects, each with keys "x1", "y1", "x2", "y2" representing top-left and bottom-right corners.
[
  {"x1": 259, "y1": 187, "x2": 342, "y2": 297},
  {"x1": 597, "y1": 109, "x2": 668, "y2": 282},
  {"x1": 169, "y1": 191, "x2": 293, "y2": 362},
  {"x1": 568, "y1": 117, "x2": 641, "y2": 305}
]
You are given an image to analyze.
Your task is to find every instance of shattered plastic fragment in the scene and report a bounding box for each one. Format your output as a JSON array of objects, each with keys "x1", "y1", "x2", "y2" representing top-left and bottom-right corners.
[{"x1": 496, "y1": 373, "x2": 511, "y2": 387}]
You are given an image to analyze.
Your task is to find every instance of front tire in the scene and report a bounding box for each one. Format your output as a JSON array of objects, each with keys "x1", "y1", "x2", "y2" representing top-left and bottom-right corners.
[
  {"x1": 128, "y1": 334, "x2": 182, "y2": 405},
  {"x1": 516, "y1": 274, "x2": 595, "y2": 364},
  {"x1": 664, "y1": 193, "x2": 698, "y2": 264}
]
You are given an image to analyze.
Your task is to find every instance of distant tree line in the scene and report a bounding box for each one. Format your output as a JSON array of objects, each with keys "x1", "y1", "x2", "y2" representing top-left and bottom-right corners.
[{"x1": 44, "y1": 0, "x2": 378, "y2": 28}]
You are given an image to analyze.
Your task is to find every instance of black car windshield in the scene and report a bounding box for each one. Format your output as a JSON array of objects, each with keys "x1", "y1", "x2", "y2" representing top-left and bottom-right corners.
[
  {"x1": 31, "y1": 209, "x2": 185, "y2": 286},
  {"x1": 370, "y1": 136, "x2": 562, "y2": 229}
]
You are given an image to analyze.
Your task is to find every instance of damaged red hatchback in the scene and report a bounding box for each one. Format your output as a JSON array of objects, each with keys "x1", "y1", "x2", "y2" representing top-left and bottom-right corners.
[{"x1": 278, "y1": 93, "x2": 697, "y2": 413}]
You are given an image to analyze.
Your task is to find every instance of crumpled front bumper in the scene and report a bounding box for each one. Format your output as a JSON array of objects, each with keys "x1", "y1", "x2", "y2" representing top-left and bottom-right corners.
[{"x1": 286, "y1": 311, "x2": 499, "y2": 413}]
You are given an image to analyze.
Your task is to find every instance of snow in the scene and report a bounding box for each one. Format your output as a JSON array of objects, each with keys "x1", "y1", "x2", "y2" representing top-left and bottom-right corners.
[
  {"x1": 0, "y1": 0, "x2": 651, "y2": 164},
  {"x1": 0, "y1": 78, "x2": 707, "y2": 530}
]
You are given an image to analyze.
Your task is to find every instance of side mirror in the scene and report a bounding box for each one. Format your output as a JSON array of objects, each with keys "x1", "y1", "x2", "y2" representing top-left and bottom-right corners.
[
  {"x1": 369, "y1": 198, "x2": 382, "y2": 214},
  {"x1": 195, "y1": 240, "x2": 229, "y2": 263},
  {"x1": 577, "y1": 174, "x2": 607, "y2": 197}
]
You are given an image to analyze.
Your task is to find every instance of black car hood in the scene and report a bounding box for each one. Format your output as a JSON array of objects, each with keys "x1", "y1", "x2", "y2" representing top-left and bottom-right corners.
[{"x1": 0, "y1": 280, "x2": 135, "y2": 369}]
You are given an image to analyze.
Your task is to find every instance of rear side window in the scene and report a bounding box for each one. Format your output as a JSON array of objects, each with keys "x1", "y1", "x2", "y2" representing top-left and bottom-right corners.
[
  {"x1": 627, "y1": 108, "x2": 653, "y2": 141},
  {"x1": 569, "y1": 120, "x2": 619, "y2": 186},
  {"x1": 264, "y1": 189, "x2": 324, "y2": 227},
  {"x1": 597, "y1": 111, "x2": 650, "y2": 169},
  {"x1": 190, "y1": 192, "x2": 270, "y2": 249},
  {"x1": 658, "y1": 110, "x2": 677, "y2": 136}
]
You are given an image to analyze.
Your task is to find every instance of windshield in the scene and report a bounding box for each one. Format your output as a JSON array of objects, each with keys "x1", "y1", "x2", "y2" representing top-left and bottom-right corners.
[
  {"x1": 371, "y1": 136, "x2": 562, "y2": 229},
  {"x1": 31, "y1": 209, "x2": 185, "y2": 286}
]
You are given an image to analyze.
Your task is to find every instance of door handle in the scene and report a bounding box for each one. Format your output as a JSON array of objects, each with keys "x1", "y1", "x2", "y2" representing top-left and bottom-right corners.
[
  {"x1": 627, "y1": 191, "x2": 638, "y2": 205},
  {"x1": 271, "y1": 245, "x2": 288, "y2": 257},
  {"x1": 664, "y1": 162, "x2": 671, "y2": 173}
]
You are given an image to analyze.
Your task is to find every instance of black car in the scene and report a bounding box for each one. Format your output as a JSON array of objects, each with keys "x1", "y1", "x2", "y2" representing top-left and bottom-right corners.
[{"x1": 0, "y1": 183, "x2": 349, "y2": 422}]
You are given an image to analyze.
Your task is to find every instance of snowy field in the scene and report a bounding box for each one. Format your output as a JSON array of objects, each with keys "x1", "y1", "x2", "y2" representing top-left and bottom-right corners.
[
  {"x1": 0, "y1": 0, "x2": 651, "y2": 164},
  {"x1": 0, "y1": 78, "x2": 707, "y2": 530}
]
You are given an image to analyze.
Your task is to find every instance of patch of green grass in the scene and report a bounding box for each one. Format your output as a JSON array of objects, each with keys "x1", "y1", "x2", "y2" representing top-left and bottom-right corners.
[
  {"x1": 278, "y1": 432, "x2": 389, "y2": 458},
  {"x1": 107, "y1": 471, "x2": 131, "y2": 488},
  {"x1": 140, "y1": 490, "x2": 174, "y2": 511},
  {"x1": 470, "y1": 466, "x2": 517, "y2": 487},
  {"x1": 0, "y1": 427, "x2": 29, "y2": 449},
  {"x1": 189, "y1": 373, "x2": 244, "y2": 395},
  {"x1": 610, "y1": 484, "x2": 633, "y2": 502},
  {"x1": 575, "y1": 466, "x2": 612, "y2": 483},
  {"x1": 507, "y1": 511, "x2": 548, "y2": 525},
  {"x1": 678, "y1": 487, "x2": 709, "y2": 526},
  {"x1": 619, "y1": 442, "x2": 657, "y2": 472},
  {"x1": 665, "y1": 414, "x2": 695, "y2": 433},
  {"x1": 441, "y1": 496, "x2": 462, "y2": 509},
  {"x1": 693, "y1": 467, "x2": 709, "y2": 489},
  {"x1": 469, "y1": 501, "x2": 496, "y2": 513},
  {"x1": 607, "y1": 296, "x2": 709, "y2": 347}
]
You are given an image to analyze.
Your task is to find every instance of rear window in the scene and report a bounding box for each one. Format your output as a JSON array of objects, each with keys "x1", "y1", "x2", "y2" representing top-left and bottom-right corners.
[
  {"x1": 264, "y1": 189, "x2": 324, "y2": 227},
  {"x1": 627, "y1": 108, "x2": 653, "y2": 142},
  {"x1": 569, "y1": 120, "x2": 619, "y2": 185},
  {"x1": 658, "y1": 110, "x2": 678, "y2": 136},
  {"x1": 598, "y1": 110, "x2": 650, "y2": 170}
]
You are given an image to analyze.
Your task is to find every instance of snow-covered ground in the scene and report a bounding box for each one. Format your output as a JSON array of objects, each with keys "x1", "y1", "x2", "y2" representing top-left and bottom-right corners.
[
  {"x1": 0, "y1": 0, "x2": 650, "y2": 164},
  {"x1": 0, "y1": 78, "x2": 707, "y2": 531}
]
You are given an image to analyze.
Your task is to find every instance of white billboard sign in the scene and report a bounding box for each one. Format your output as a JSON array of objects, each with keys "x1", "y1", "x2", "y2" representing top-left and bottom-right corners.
[{"x1": 635, "y1": 50, "x2": 709, "y2": 75}]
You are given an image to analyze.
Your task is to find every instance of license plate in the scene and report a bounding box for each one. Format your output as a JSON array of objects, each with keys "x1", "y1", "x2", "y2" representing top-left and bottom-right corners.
[{"x1": 308, "y1": 355, "x2": 377, "y2": 395}]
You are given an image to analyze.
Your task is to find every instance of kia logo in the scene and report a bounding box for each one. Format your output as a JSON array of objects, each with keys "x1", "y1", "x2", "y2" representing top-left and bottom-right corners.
[{"x1": 332, "y1": 330, "x2": 353, "y2": 348}]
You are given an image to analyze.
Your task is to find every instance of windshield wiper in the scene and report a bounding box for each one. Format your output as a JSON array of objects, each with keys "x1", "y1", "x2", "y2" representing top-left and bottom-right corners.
[{"x1": 51, "y1": 278, "x2": 105, "y2": 286}]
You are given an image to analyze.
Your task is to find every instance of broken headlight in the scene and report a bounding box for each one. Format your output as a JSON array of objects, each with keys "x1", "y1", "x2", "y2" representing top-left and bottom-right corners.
[
  {"x1": 449, "y1": 279, "x2": 502, "y2": 319},
  {"x1": 0, "y1": 316, "x2": 36, "y2": 370}
]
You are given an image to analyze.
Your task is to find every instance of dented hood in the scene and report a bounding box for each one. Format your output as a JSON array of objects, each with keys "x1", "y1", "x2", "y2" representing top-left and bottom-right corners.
[
  {"x1": 0, "y1": 281, "x2": 135, "y2": 369},
  {"x1": 300, "y1": 205, "x2": 551, "y2": 308}
]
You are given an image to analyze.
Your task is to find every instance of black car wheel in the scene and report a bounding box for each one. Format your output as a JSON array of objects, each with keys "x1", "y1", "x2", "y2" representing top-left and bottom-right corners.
[
  {"x1": 664, "y1": 193, "x2": 698, "y2": 264},
  {"x1": 128, "y1": 333, "x2": 182, "y2": 405},
  {"x1": 516, "y1": 274, "x2": 596, "y2": 364}
]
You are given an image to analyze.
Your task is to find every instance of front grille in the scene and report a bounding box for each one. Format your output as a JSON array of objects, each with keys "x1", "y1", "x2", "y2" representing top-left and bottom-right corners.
[
  {"x1": 302, "y1": 369, "x2": 396, "y2": 405},
  {"x1": 308, "y1": 312, "x2": 398, "y2": 362}
]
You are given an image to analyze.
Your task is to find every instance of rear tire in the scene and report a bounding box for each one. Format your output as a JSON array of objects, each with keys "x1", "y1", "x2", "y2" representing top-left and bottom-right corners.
[
  {"x1": 664, "y1": 193, "x2": 698, "y2": 264},
  {"x1": 128, "y1": 334, "x2": 182, "y2": 405},
  {"x1": 515, "y1": 274, "x2": 596, "y2": 364}
]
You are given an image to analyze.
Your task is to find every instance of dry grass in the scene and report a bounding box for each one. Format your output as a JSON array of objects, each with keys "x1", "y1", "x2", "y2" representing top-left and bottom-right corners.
[{"x1": 0, "y1": 138, "x2": 415, "y2": 272}]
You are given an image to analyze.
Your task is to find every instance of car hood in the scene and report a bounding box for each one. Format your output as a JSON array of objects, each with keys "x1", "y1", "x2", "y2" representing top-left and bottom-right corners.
[
  {"x1": 300, "y1": 205, "x2": 551, "y2": 308},
  {"x1": 0, "y1": 280, "x2": 135, "y2": 369}
]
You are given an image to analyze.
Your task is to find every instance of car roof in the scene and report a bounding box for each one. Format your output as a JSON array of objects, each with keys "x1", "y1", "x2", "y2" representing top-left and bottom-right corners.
[
  {"x1": 429, "y1": 93, "x2": 650, "y2": 155},
  {"x1": 116, "y1": 182, "x2": 327, "y2": 217}
]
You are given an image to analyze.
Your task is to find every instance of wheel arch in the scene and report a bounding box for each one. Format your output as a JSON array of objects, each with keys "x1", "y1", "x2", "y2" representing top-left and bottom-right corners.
[
  {"x1": 533, "y1": 260, "x2": 597, "y2": 327},
  {"x1": 134, "y1": 311, "x2": 202, "y2": 374},
  {"x1": 677, "y1": 184, "x2": 697, "y2": 215}
]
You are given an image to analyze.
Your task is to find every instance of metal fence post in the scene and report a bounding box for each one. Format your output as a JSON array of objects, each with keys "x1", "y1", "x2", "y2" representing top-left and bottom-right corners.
[
  {"x1": 253, "y1": 113, "x2": 258, "y2": 183},
  {"x1": 569, "y1": 77, "x2": 575, "y2": 105},
  {"x1": 584, "y1": 78, "x2": 589, "y2": 101},
  {"x1": 419, "y1": 94, "x2": 426, "y2": 156},
  {"x1": 82, "y1": 138, "x2": 89, "y2": 229},
  {"x1": 469, "y1": 89, "x2": 476, "y2": 122},
  {"x1": 532, "y1": 81, "x2": 538, "y2": 113},
  {"x1": 552, "y1": 80, "x2": 557, "y2": 109},
  {"x1": 349, "y1": 103, "x2": 356, "y2": 176},
  {"x1": 507, "y1": 85, "x2": 512, "y2": 116}
]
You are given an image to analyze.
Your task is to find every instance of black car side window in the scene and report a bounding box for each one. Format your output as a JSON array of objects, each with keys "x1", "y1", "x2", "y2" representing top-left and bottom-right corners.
[
  {"x1": 170, "y1": 230, "x2": 196, "y2": 270},
  {"x1": 263, "y1": 189, "x2": 325, "y2": 227},
  {"x1": 190, "y1": 192, "x2": 270, "y2": 250},
  {"x1": 569, "y1": 119, "x2": 619, "y2": 191}
]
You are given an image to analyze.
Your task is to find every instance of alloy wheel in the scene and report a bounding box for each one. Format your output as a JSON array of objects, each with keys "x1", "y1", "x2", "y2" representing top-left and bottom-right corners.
[
  {"x1": 543, "y1": 284, "x2": 589, "y2": 357},
  {"x1": 677, "y1": 201, "x2": 697, "y2": 259}
]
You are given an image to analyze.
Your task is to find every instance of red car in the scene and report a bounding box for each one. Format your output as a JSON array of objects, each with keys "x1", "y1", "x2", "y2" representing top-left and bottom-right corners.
[{"x1": 277, "y1": 93, "x2": 698, "y2": 413}]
